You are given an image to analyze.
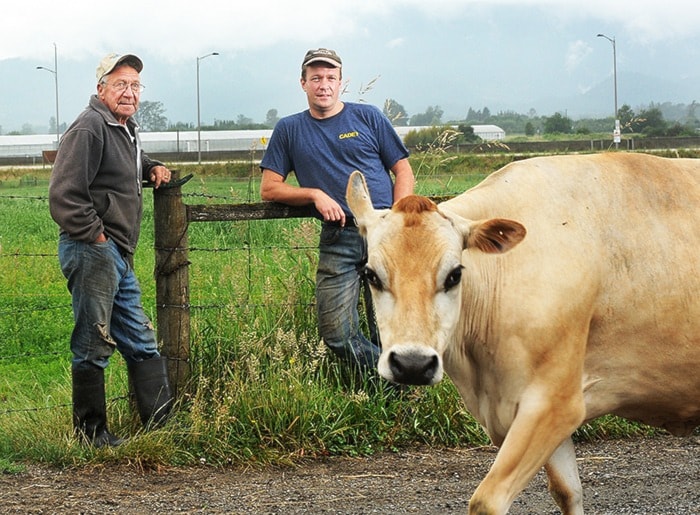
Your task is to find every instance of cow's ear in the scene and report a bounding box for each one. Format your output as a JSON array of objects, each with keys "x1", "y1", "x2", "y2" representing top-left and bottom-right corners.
[
  {"x1": 347, "y1": 170, "x2": 380, "y2": 230},
  {"x1": 465, "y1": 218, "x2": 527, "y2": 254}
]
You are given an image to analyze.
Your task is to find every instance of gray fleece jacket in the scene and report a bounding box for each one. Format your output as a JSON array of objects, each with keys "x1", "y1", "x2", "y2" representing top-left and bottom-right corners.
[{"x1": 49, "y1": 95, "x2": 162, "y2": 255}]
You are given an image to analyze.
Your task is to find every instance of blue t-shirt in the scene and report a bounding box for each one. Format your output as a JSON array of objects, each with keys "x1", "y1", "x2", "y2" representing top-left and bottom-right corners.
[{"x1": 260, "y1": 102, "x2": 409, "y2": 218}]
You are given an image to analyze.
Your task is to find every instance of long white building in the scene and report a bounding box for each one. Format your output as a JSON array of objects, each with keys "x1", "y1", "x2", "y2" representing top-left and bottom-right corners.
[{"x1": 0, "y1": 125, "x2": 505, "y2": 159}]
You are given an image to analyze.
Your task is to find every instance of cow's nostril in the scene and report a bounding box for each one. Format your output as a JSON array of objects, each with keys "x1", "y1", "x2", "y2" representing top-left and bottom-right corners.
[{"x1": 388, "y1": 350, "x2": 438, "y2": 385}]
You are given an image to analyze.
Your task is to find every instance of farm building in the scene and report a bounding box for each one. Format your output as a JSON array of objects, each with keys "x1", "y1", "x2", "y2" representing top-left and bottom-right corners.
[
  {"x1": 470, "y1": 124, "x2": 506, "y2": 140},
  {"x1": 0, "y1": 130, "x2": 271, "y2": 160},
  {"x1": 393, "y1": 124, "x2": 506, "y2": 140},
  {"x1": 0, "y1": 125, "x2": 505, "y2": 161}
]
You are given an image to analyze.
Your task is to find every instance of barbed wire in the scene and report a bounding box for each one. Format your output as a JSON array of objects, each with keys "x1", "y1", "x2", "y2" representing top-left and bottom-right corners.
[
  {"x1": 183, "y1": 192, "x2": 234, "y2": 201},
  {"x1": 0, "y1": 349, "x2": 68, "y2": 362},
  {"x1": 0, "y1": 252, "x2": 57, "y2": 258},
  {"x1": 0, "y1": 395, "x2": 129, "y2": 416},
  {"x1": 1, "y1": 244, "x2": 318, "y2": 259},
  {"x1": 188, "y1": 244, "x2": 316, "y2": 252},
  {"x1": 0, "y1": 303, "x2": 70, "y2": 316},
  {"x1": 189, "y1": 301, "x2": 314, "y2": 311},
  {"x1": 2, "y1": 191, "x2": 329, "y2": 418},
  {"x1": 0, "y1": 300, "x2": 314, "y2": 363},
  {"x1": 0, "y1": 340, "x2": 265, "y2": 416},
  {"x1": 0, "y1": 194, "x2": 49, "y2": 200}
]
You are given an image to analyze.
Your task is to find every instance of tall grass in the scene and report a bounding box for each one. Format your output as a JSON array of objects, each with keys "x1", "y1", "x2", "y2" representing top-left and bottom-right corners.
[{"x1": 0, "y1": 154, "x2": 655, "y2": 472}]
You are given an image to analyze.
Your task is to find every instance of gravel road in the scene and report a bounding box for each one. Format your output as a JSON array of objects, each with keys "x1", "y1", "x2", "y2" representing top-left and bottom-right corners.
[{"x1": 1, "y1": 434, "x2": 698, "y2": 514}]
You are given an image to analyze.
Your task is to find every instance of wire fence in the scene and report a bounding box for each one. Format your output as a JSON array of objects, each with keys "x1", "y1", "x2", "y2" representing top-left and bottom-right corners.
[
  {"x1": 0, "y1": 174, "x2": 468, "y2": 419},
  {"x1": 0, "y1": 182, "x2": 311, "y2": 416}
]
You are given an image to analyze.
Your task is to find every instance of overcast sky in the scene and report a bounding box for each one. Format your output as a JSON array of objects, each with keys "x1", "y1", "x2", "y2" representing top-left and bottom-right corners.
[{"x1": 3, "y1": 0, "x2": 700, "y2": 133}]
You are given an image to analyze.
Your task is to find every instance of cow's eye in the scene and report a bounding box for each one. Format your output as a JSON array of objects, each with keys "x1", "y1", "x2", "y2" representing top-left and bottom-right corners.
[
  {"x1": 362, "y1": 266, "x2": 383, "y2": 291},
  {"x1": 444, "y1": 266, "x2": 463, "y2": 292}
]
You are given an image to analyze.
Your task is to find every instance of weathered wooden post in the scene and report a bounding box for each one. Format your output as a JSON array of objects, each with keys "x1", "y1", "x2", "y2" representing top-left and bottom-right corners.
[{"x1": 153, "y1": 171, "x2": 191, "y2": 398}]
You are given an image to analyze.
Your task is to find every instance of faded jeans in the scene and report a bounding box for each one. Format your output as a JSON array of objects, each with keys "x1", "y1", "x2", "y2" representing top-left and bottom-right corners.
[
  {"x1": 58, "y1": 234, "x2": 160, "y2": 372},
  {"x1": 316, "y1": 223, "x2": 381, "y2": 371}
]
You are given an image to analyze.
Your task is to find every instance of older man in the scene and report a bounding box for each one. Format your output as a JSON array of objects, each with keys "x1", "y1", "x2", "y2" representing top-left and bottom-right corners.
[{"x1": 49, "y1": 53, "x2": 173, "y2": 447}]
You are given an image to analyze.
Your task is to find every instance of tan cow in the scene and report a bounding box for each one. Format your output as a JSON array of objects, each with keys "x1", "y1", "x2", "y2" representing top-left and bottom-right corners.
[{"x1": 346, "y1": 152, "x2": 700, "y2": 515}]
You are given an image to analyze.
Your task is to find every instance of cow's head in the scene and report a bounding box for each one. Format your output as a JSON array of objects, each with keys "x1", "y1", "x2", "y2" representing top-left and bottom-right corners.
[{"x1": 346, "y1": 171, "x2": 526, "y2": 385}]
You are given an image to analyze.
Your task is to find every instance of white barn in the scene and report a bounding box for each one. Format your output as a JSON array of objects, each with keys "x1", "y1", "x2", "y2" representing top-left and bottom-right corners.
[
  {"x1": 0, "y1": 125, "x2": 505, "y2": 159},
  {"x1": 393, "y1": 124, "x2": 506, "y2": 140},
  {"x1": 0, "y1": 130, "x2": 272, "y2": 159}
]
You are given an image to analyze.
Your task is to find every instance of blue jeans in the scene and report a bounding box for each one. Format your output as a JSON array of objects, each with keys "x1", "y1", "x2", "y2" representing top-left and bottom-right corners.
[
  {"x1": 58, "y1": 234, "x2": 160, "y2": 371},
  {"x1": 316, "y1": 224, "x2": 381, "y2": 371}
]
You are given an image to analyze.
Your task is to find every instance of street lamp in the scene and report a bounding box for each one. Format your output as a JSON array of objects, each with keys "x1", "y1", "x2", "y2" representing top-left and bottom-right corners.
[
  {"x1": 37, "y1": 42, "x2": 60, "y2": 147},
  {"x1": 197, "y1": 52, "x2": 219, "y2": 164},
  {"x1": 597, "y1": 33, "x2": 619, "y2": 147}
]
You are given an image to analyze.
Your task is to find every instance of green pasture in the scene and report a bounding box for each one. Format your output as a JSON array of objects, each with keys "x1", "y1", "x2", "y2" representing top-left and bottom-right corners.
[{"x1": 0, "y1": 152, "x2": 658, "y2": 472}]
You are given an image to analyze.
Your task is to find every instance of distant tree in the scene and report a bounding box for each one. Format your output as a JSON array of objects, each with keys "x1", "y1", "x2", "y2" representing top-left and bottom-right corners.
[
  {"x1": 684, "y1": 101, "x2": 699, "y2": 130},
  {"x1": 168, "y1": 121, "x2": 194, "y2": 131},
  {"x1": 485, "y1": 110, "x2": 531, "y2": 134},
  {"x1": 135, "y1": 100, "x2": 168, "y2": 131},
  {"x1": 236, "y1": 114, "x2": 254, "y2": 127},
  {"x1": 383, "y1": 98, "x2": 409, "y2": 126},
  {"x1": 21, "y1": 123, "x2": 34, "y2": 135},
  {"x1": 456, "y1": 124, "x2": 480, "y2": 144},
  {"x1": 543, "y1": 112, "x2": 572, "y2": 134},
  {"x1": 636, "y1": 106, "x2": 666, "y2": 136},
  {"x1": 655, "y1": 101, "x2": 689, "y2": 123},
  {"x1": 482, "y1": 106, "x2": 491, "y2": 120},
  {"x1": 213, "y1": 119, "x2": 235, "y2": 129},
  {"x1": 665, "y1": 122, "x2": 695, "y2": 137},
  {"x1": 265, "y1": 109, "x2": 280, "y2": 127},
  {"x1": 403, "y1": 125, "x2": 459, "y2": 149},
  {"x1": 212, "y1": 117, "x2": 267, "y2": 130},
  {"x1": 409, "y1": 105, "x2": 443, "y2": 126},
  {"x1": 525, "y1": 121, "x2": 535, "y2": 136},
  {"x1": 617, "y1": 104, "x2": 635, "y2": 132}
]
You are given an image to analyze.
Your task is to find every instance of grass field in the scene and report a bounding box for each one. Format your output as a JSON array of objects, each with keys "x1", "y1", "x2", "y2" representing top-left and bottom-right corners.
[{"x1": 0, "y1": 153, "x2": 654, "y2": 472}]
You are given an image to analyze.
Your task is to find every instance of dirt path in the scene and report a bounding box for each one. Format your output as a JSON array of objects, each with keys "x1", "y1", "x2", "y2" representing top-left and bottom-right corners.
[{"x1": 2, "y1": 434, "x2": 698, "y2": 514}]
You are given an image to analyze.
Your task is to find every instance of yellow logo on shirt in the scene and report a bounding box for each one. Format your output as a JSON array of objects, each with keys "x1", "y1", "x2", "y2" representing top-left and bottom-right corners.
[{"x1": 339, "y1": 131, "x2": 359, "y2": 140}]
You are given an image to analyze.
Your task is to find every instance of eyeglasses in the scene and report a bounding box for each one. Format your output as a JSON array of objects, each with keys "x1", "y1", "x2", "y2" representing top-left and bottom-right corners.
[{"x1": 105, "y1": 80, "x2": 145, "y2": 94}]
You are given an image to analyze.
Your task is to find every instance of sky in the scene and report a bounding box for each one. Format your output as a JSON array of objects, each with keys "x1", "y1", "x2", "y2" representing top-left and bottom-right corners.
[{"x1": 2, "y1": 0, "x2": 700, "y2": 134}]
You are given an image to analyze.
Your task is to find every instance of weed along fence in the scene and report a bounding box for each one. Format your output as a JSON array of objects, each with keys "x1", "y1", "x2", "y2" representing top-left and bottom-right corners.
[
  {"x1": 153, "y1": 172, "x2": 321, "y2": 398},
  {"x1": 152, "y1": 172, "x2": 454, "y2": 399},
  {"x1": 0, "y1": 165, "x2": 459, "y2": 424},
  {"x1": 0, "y1": 170, "x2": 331, "y2": 423}
]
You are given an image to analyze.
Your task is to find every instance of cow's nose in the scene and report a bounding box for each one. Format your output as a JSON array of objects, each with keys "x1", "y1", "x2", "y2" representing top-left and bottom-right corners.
[{"x1": 387, "y1": 350, "x2": 439, "y2": 385}]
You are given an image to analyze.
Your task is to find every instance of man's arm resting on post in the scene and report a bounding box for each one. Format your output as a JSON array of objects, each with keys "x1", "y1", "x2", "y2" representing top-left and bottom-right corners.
[
  {"x1": 260, "y1": 169, "x2": 346, "y2": 224},
  {"x1": 391, "y1": 158, "x2": 416, "y2": 203}
]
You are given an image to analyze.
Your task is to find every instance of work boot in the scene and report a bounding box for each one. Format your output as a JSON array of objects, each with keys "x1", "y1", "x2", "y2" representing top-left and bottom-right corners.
[
  {"x1": 127, "y1": 356, "x2": 173, "y2": 429},
  {"x1": 72, "y1": 365, "x2": 124, "y2": 447}
]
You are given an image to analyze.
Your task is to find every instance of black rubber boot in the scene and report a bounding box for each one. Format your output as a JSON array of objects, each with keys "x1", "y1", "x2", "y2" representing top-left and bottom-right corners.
[
  {"x1": 127, "y1": 356, "x2": 173, "y2": 429},
  {"x1": 72, "y1": 365, "x2": 124, "y2": 447}
]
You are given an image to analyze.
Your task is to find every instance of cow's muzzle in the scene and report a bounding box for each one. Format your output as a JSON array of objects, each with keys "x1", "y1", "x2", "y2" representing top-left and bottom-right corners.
[{"x1": 379, "y1": 346, "x2": 443, "y2": 385}]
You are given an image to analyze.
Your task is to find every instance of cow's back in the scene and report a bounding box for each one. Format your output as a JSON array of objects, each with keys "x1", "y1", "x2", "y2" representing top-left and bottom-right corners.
[{"x1": 439, "y1": 152, "x2": 700, "y2": 434}]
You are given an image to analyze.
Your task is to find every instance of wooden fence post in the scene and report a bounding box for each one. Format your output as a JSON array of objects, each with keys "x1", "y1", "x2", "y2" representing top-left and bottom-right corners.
[{"x1": 153, "y1": 172, "x2": 190, "y2": 398}]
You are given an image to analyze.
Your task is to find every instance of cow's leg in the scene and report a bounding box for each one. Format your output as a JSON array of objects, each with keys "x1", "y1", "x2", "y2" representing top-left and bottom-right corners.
[
  {"x1": 467, "y1": 391, "x2": 585, "y2": 514},
  {"x1": 544, "y1": 437, "x2": 584, "y2": 515}
]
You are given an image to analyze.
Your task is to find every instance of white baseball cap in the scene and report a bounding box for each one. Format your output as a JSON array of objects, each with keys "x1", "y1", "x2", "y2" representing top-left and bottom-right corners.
[{"x1": 96, "y1": 53, "x2": 143, "y2": 82}]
